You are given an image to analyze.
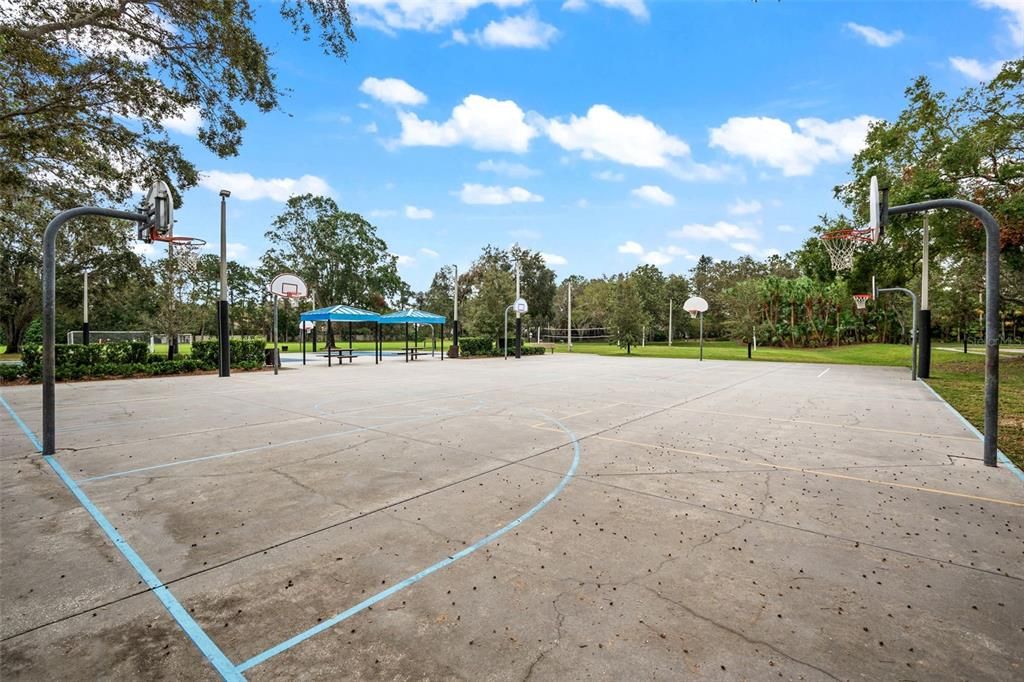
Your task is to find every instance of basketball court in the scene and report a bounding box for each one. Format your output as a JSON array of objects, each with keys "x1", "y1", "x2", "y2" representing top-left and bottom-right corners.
[{"x1": 2, "y1": 354, "x2": 1022, "y2": 680}]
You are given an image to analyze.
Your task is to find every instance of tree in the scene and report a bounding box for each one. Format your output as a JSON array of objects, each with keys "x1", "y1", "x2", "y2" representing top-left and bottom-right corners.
[
  {"x1": 265, "y1": 194, "x2": 406, "y2": 312},
  {"x1": 1, "y1": 1, "x2": 354, "y2": 208},
  {"x1": 611, "y1": 275, "x2": 645, "y2": 354},
  {"x1": 465, "y1": 265, "x2": 514, "y2": 345},
  {"x1": 0, "y1": 1, "x2": 355, "y2": 351},
  {"x1": 629, "y1": 264, "x2": 666, "y2": 339}
]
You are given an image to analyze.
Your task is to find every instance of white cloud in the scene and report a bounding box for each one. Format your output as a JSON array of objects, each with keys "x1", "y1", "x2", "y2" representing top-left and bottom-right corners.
[
  {"x1": 728, "y1": 199, "x2": 762, "y2": 215},
  {"x1": 642, "y1": 250, "x2": 672, "y2": 266},
  {"x1": 477, "y1": 159, "x2": 540, "y2": 178},
  {"x1": 398, "y1": 95, "x2": 537, "y2": 152},
  {"x1": 472, "y1": 13, "x2": 559, "y2": 49},
  {"x1": 631, "y1": 184, "x2": 675, "y2": 206},
  {"x1": 419, "y1": 247, "x2": 439, "y2": 257},
  {"x1": 664, "y1": 244, "x2": 697, "y2": 261},
  {"x1": 392, "y1": 253, "x2": 415, "y2": 265},
  {"x1": 575, "y1": 198, "x2": 589, "y2": 208},
  {"x1": 544, "y1": 104, "x2": 690, "y2": 168},
  {"x1": 949, "y1": 56, "x2": 1008, "y2": 80},
  {"x1": 562, "y1": 0, "x2": 649, "y2": 21},
  {"x1": 458, "y1": 183, "x2": 543, "y2": 204},
  {"x1": 976, "y1": 0, "x2": 1024, "y2": 47},
  {"x1": 845, "y1": 22, "x2": 904, "y2": 47},
  {"x1": 451, "y1": 29, "x2": 469, "y2": 44},
  {"x1": 202, "y1": 242, "x2": 250, "y2": 262},
  {"x1": 594, "y1": 169, "x2": 625, "y2": 182},
  {"x1": 359, "y1": 77, "x2": 427, "y2": 106},
  {"x1": 709, "y1": 115, "x2": 876, "y2": 176},
  {"x1": 731, "y1": 242, "x2": 781, "y2": 259},
  {"x1": 617, "y1": 240, "x2": 674, "y2": 266},
  {"x1": 363, "y1": 122, "x2": 379, "y2": 133},
  {"x1": 541, "y1": 252, "x2": 568, "y2": 266},
  {"x1": 405, "y1": 205, "x2": 434, "y2": 219},
  {"x1": 777, "y1": 224, "x2": 795, "y2": 232},
  {"x1": 162, "y1": 106, "x2": 201, "y2": 135},
  {"x1": 671, "y1": 221, "x2": 760, "y2": 242},
  {"x1": 349, "y1": 0, "x2": 529, "y2": 32},
  {"x1": 199, "y1": 171, "x2": 333, "y2": 202}
]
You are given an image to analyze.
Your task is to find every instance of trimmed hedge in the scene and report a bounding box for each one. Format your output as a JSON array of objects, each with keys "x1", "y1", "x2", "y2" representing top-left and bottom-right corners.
[
  {"x1": 192, "y1": 339, "x2": 266, "y2": 367},
  {"x1": 9, "y1": 341, "x2": 231, "y2": 383},
  {"x1": 458, "y1": 337, "x2": 494, "y2": 356},
  {"x1": 456, "y1": 337, "x2": 547, "y2": 357}
]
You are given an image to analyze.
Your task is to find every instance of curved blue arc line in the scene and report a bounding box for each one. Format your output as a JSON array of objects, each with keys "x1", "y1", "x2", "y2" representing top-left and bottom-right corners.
[{"x1": 236, "y1": 414, "x2": 581, "y2": 673}]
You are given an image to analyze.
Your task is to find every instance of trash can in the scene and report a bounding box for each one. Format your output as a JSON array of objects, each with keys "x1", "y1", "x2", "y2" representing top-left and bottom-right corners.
[{"x1": 264, "y1": 348, "x2": 279, "y2": 367}]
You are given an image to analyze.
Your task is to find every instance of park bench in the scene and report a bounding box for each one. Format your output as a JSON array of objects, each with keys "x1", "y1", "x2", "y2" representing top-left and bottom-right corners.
[
  {"x1": 533, "y1": 342, "x2": 556, "y2": 354},
  {"x1": 403, "y1": 346, "x2": 437, "y2": 361},
  {"x1": 320, "y1": 347, "x2": 359, "y2": 366}
]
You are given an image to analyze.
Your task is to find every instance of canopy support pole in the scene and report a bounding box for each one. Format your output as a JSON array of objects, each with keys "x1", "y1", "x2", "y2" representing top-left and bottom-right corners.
[{"x1": 348, "y1": 321, "x2": 353, "y2": 364}]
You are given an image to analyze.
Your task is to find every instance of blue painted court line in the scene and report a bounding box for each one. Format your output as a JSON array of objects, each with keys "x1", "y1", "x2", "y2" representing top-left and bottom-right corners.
[
  {"x1": 0, "y1": 395, "x2": 243, "y2": 680},
  {"x1": 920, "y1": 380, "x2": 1024, "y2": 483},
  {"x1": 235, "y1": 413, "x2": 581, "y2": 673},
  {"x1": 79, "y1": 401, "x2": 486, "y2": 484}
]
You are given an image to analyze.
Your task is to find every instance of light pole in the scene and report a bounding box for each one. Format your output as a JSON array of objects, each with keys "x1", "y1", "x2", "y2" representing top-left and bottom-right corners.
[
  {"x1": 451, "y1": 264, "x2": 460, "y2": 357},
  {"x1": 218, "y1": 189, "x2": 231, "y2": 377},
  {"x1": 514, "y1": 257, "x2": 522, "y2": 359},
  {"x1": 668, "y1": 299, "x2": 673, "y2": 346},
  {"x1": 919, "y1": 214, "x2": 932, "y2": 378},
  {"x1": 504, "y1": 303, "x2": 514, "y2": 359},
  {"x1": 567, "y1": 282, "x2": 572, "y2": 352},
  {"x1": 82, "y1": 269, "x2": 90, "y2": 345}
]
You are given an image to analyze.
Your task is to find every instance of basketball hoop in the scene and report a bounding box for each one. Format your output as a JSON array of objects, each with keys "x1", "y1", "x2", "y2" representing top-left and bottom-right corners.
[
  {"x1": 852, "y1": 293, "x2": 872, "y2": 311},
  {"x1": 150, "y1": 233, "x2": 207, "y2": 247},
  {"x1": 819, "y1": 228, "x2": 872, "y2": 272},
  {"x1": 683, "y1": 295, "x2": 709, "y2": 319}
]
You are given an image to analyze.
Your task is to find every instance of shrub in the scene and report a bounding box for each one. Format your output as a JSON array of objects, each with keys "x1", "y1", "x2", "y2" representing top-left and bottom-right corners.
[
  {"x1": 521, "y1": 345, "x2": 546, "y2": 355},
  {"x1": 0, "y1": 365, "x2": 23, "y2": 382},
  {"x1": 458, "y1": 337, "x2": 494, "y2": 356},
  {"x1": 191, "y1": 340, "x2": 219, "y2": 367}
]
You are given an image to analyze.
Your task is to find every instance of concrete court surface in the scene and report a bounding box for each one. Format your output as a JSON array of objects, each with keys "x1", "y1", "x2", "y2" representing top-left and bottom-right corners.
[{"x1": 1, "y1": 353, "x2": 1022, "y2": 681}]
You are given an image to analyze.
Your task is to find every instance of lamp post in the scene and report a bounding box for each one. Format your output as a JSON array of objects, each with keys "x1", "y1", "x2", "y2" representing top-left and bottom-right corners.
[
  {"x1": 218, "y1": 189, "x2": 231, "y2": 377},
  {"x1": 567, "y1": 282, "x2": 572, "y2": 352},
  {"x1": 452, "y1": 264, "x2": 459, "y2": 357},
  {"x1": 514, "y1": 257, "x2": 522, "y2": 359},
  {"x1": 82, "y1": 269, "x2": 90, "y2": 345},
  {"x1": 919, "y1": 214, "x2": 932, "y2": 378}
]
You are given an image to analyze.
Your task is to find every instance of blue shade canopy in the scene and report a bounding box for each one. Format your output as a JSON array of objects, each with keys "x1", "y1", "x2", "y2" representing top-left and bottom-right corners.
[
  {"x1": 300, "y1": 305, "x2": 382, "y2": 322},
  {"x1": 378, "y1": 309, "x2": 446, "y2": 325}
]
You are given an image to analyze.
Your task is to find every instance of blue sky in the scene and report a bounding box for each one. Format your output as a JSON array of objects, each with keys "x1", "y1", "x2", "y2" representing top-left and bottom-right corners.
[{"x1": 158, "y1": 0, "x2": 1024, "y2": 292}]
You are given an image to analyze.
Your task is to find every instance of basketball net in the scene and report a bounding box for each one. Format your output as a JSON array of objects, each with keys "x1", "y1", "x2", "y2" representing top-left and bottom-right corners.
[
  {"x1": 819, "y1": 228, "x2": 872, "y2": 272},
  {"x1": 853, "y1": 294, "x2": 872, "y2": 311}
]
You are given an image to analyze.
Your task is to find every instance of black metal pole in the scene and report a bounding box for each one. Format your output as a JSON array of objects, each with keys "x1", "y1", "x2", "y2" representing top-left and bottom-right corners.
[
  {"x1": 302, "y1": 326, "x2": 306, "y2": 366},
  {"x1": 888, "y1": 198, "x2": 1000, "y2": 466},
  {"x1": 218, "y1": 191, "x2": 231, "y2": 377},
  {"x1": 405, "y1": 322, "x2": 409, "y2": 362},
  {"x1": 312, "y1": 324, "x2": 317, "y2": 352},
  {"x1": 453, "y1": 320, "x2": 460, "y2": 358},
  {"x1": 82, "y1": 270, "x2": 90, "y2": 345},
  {"x1": 440, "y1": 323, "x2": 444, "y2": 361},
  {"x1": 42, "y1": 206, "x2": 147, "y2": 455},
  {"x1": 515, "y1": 317, "x2": 522, "y2": 359},
  {"x1": 918, "y1": 309, "x2": 932, "y2": 378}
]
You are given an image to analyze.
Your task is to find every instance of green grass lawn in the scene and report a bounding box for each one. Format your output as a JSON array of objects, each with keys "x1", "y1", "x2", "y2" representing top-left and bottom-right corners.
[{"x1": 553, "y1": 340, "x2": 915, "y2": 366}]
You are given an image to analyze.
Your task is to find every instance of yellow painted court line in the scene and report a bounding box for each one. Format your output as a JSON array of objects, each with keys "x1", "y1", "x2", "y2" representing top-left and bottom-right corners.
[
  {"x1": 595, "y1": 434, "x2": 1024, "y2": 508},
  {"x1": 673, "y1": 407, "x2": 979, "y2": 443}
]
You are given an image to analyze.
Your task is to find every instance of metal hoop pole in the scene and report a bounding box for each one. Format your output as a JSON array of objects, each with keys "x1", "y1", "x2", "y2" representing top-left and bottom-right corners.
[
  {"x1": 43, "y1": 207, "x2": 147, "y2": 455},
  {"x1": 888, "y1": 198, "x2": 1000, "y2": 466}
]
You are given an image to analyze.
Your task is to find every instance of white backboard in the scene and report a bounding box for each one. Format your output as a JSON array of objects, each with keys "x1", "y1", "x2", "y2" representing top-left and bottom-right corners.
[
  {"x1": 514, "y1": 297, "x2": 528, "y2": 314},
  {"x1": 683, "y1": 296, "x2": 709, "y2": 314},
  {"x1": 269, "y1": 273, "x2": 309, "y2": 298}
]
